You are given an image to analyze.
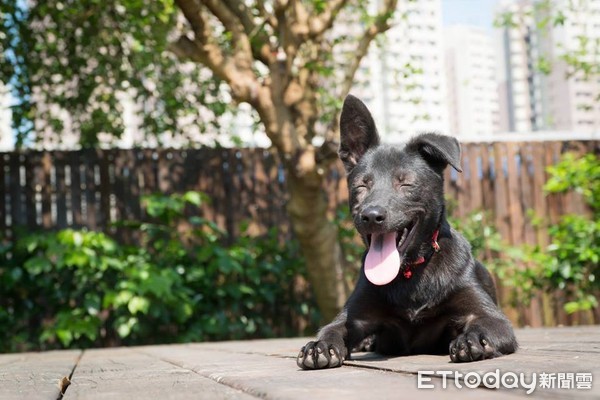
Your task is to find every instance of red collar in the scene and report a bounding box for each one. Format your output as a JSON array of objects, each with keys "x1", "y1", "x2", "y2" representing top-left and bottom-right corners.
[{"x1": 402, "y1": 229, "x2": 440, "y2": 279}]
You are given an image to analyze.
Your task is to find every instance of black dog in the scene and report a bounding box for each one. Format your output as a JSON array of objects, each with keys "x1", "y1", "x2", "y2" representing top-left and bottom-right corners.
[{"x1": 297, "y1": 95, "x2": 517, "y2": 369}]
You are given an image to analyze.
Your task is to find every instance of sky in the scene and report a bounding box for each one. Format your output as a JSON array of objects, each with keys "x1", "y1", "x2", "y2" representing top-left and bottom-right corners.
[{"x1": 442, "y1": 0, "x2": 499, "y2": 32}]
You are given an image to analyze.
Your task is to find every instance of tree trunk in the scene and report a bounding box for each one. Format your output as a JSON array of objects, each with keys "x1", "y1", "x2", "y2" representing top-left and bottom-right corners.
[{"x1": 286, "y1": 167, "x2": 349, "y2": 323}]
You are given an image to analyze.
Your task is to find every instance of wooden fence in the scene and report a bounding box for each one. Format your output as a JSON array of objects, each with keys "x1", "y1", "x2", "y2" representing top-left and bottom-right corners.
[
  {"x1": 444, "y1": 141, "x2": 595, "y2": 248},
  {"x1": 1, "y1": 140, "x2": 599, "y2": 326},
  {"x1": 0, "y1": 148, "x2": 290, "y2": 241}
]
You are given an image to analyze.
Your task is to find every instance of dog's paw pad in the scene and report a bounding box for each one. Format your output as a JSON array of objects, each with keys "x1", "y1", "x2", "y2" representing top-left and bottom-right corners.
[
  {"x1": 450, "y1": 331, "x2": 497, "y2": 363},
  {"x1": 328, "y1": 348, "x2": 342, "y2": 366},
  {"x1": 296, "y1": 341, "x2": 343, "y2": 370}
]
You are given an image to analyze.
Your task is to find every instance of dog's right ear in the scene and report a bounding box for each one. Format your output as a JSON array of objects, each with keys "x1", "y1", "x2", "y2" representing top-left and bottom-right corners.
[{"x1": 339, "y1": 94, "x2": 380, "y2": 172}]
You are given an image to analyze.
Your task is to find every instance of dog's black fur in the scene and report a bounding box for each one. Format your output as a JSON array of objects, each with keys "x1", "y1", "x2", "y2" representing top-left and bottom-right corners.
[{"x1": 297, "y1": 95, "x2": 517, "y2": 369}]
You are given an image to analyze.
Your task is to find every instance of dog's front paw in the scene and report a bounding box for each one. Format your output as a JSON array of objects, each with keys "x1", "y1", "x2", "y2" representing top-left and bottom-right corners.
[
  {"x1": 449, "y1": 330, "x2": 499, "y2": 363},
  {"x1": 296, "y1": 341, "x2": 344, "y2": 370}
]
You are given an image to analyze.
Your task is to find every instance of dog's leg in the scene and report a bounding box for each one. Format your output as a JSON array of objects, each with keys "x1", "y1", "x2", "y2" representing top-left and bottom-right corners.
[{"x1": 448, "y1": 288, "x2": 518, "y2": 363}]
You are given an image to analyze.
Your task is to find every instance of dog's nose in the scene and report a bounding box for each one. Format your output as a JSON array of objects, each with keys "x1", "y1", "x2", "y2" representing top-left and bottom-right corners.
[{"x1": 361, "y1": 206, "x2": 387, "y2": 226}]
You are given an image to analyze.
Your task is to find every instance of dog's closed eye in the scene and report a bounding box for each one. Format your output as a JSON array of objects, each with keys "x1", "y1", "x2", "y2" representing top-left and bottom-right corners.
[{"x1": 394, "y1": 177, "x2": 414, "y2": 190}]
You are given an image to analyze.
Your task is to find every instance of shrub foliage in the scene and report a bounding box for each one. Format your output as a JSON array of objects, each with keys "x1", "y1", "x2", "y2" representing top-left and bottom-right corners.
[{"x1": 0, "y1": 192, "x2": 318, "y2": 352}]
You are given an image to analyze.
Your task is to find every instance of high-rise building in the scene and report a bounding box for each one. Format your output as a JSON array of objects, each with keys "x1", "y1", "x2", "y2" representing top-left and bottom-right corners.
[
  {"x1": 444, "y1": 25, "x2": 501, "y2": 138},
  {"x1": 497, "y1": 1, "x2": 540, "y2": 133},
  {"x1": 350, "y1": 0, "x2": 450, "y2": 140},
  {"x1": 498, "y1": 0, "x2": 600, "y2": 133}
]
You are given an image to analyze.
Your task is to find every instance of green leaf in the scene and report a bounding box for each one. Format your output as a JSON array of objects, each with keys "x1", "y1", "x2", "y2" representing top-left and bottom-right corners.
[
  {"x1": 84, "y1": 294, "x2": 101, "y2": 316},
  {"x1": 128, "y1": 296, "x2": 150, "y2": 315},
  {"x1": 24, "y1": 257, "x2": 53, "y2": 275},
  {"x1": 116, "y1": 317, "x2": 138, "y2": 338},
  {"x1": 64, "y1": 250, "x2": 89, "y2": 267},
  {"x1": 239, "y1": 285, "x2": 255, "y2": 296},
  {"x1": 113, "y1": 290, "x2": 134, "y2": 307},
  {"x1": 56, "y1": 329, "x2": 73, "y2": 347},
  {"x1": 183, "y1": 191, "x2": 205, "y2": 206},
  {"x1": 72, "y1": 231, "x2": 84, "y2": 247}
]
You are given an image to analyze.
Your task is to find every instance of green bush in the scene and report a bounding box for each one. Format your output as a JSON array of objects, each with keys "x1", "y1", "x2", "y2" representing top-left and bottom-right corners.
[
  {"x1": 528, "y1": 152, "x2": 600, "y2": 313},
  {"x1": 0, "y1": 192, "x2": 318, "y2": 352}
]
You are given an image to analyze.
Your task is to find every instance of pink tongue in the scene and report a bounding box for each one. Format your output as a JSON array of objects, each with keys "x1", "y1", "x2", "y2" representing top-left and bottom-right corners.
[{"x1": 364, "y1": 232, "x2": 401, "y2": 285}]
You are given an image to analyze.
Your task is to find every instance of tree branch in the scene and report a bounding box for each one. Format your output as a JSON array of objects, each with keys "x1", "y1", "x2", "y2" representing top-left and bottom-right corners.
[
  {"x1": 172, "y1": 0, "x2": 227, "y2": 76},
  {"x1": 309, "y1": 0, "x2": 349, "y2": 37},
  {"x1": 173, "y1": 0, "x2": 258, "y2": 103},
  {"x1": 175, "y1": 0, "x2": 206, "y2": 40},
  {"x1": 290, "y1": 0, "x2": 309, "y2": 39},
  {"x1": 221, "y1": 0, "x2": 255, "y2": 35},
  {"x1": 220, "y1": 0, "x2": 274, "y2": 66},
  {"x1": 201, "y1": 0, "x2": 254, "y2": 71},
  {"x1": 256, "y1": 0, "x2": 278, "y2": 29},
  {"x1": 169, "y1": 35, "x2": 205, "y2": 63}
]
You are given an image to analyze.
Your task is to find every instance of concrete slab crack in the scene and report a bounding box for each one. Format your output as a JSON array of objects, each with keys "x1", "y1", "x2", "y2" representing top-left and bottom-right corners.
[{"x1": 57, "y1": 350, "x2": 83, "y2": 400}]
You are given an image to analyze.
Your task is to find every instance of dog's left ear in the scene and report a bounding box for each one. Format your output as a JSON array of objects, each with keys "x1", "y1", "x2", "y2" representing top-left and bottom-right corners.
[{"x1": 407, "y1": 133, "x2": 462, "y2": 172}]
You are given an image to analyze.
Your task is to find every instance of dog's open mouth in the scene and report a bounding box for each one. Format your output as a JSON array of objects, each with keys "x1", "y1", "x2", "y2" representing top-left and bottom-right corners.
[{"x1": 365, "y1": 222, "x2": 417, "y2": 286}]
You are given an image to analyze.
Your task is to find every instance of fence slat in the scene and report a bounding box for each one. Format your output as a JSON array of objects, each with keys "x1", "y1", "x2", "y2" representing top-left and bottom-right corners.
[
  {"x1": 83, "y1": 150, "x2": 99, "y2": 229},
  {"x1": 506, "y1": 142, "x2": 524, "y2": 245},
  {"x1": 38, "y1": 153, "x2": 52, "y2": 228},
  {"x1": 24, "y1": 153, "x2": 38, "y2": 228},
  {"x1": 467, "y1": 143, "x2": 483, "y2": 211},
  {"x1": 70, "y1": 152, "x2": 83, "y2": 228},
  {"x1": 112, "y1": 150, "x2": 127, "y2": 223},
  {"x1": 54, "y1": 152, "x2": 68, "y2": 228},
  {"x1": 518, "y1": 143, "x2": 536, "y2": 245},
  {"x1": 98, "y1": 150, "x2": 112, "y2": 229},
  {"x1": 479, "y1": 144, "x2": 495, "y2": 214},
  {"x1": 458, "y1": 145, "x2": 471, "y2": 216},
  {"x1": 492, "y1": 143, "x2": 510, "y2": 243},
  {"x1": 127, "y1": 151, "x2": 142, "y2": 220},
  {"x1": 8, "y1": 153, "x2": 24, "y2": 229},
  {"x1": 531, "y1": 143, "x2": 549, "y2": 246},
  {"x1": 139, "y1": 149, "x2": 157, "y2": 196},
  {"x1": 0, "y1": 154, "x2": 6, "y2": 234}
]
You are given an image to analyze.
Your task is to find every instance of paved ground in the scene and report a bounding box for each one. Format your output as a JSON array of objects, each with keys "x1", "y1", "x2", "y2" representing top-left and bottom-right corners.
[{"x1": 1, "y1": 326, "x2": 599, "y2": 399}]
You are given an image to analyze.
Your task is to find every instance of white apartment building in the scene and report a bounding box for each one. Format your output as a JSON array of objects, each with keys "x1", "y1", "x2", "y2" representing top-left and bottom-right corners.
[
  {"x1": 498, "y1": 0, "x2": 600, "y2": 133},
  {"x1": 497, "y1": 0, "x2": 539, "y2": 133},
  {"x1": 444, "y1": 25, "x2": 501, "y2": 139},
  {"x1": 350, "y1": 0, "x2": 450, "y2": 140}
]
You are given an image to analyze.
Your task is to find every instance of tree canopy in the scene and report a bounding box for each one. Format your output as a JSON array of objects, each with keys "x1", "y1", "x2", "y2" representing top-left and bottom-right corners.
[{"x1": 0, "y1": 0, "x2": 229, "y2": 148}]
